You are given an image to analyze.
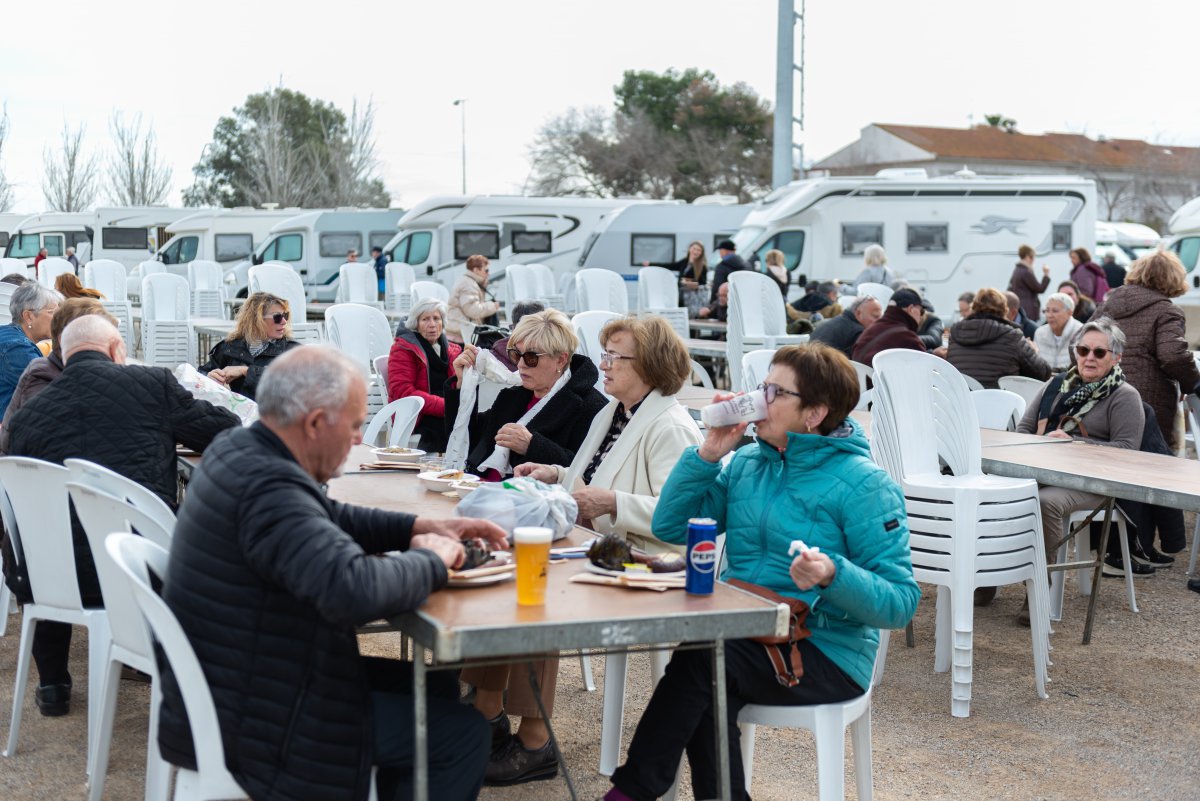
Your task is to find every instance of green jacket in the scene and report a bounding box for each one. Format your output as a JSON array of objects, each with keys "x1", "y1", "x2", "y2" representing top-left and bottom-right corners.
[{"x1": 652, "y1": 418, "x2": 919, "y2": 689}]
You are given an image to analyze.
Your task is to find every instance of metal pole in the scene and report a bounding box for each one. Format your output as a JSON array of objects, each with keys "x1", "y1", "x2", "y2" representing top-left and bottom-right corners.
[
  {"x1": 773, "y1": 0, "x2": 794, "y2": 189},
  {"x1": 453, "y1": 99, "x2": 467, "y2": 194}
]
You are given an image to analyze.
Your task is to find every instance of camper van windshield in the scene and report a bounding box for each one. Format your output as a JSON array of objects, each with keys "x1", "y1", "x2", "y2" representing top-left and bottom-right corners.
[
  {"x1": 7, "y1": 233, "x2": 41, "y2": 258},
  {"x1": 161, "y1": 236, "x2": 198, "y2": 264},
  {"x1": 1175, "y1": 237, "x2": 1199, "y2": 272},
  {"x1": 730, "y1": 226, "x2": 764, "y2": 255}
]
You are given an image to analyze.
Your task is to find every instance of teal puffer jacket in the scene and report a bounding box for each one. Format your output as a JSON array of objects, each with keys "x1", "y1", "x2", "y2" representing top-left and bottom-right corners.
[{"x1": 651, "y1": 418, "x2": 919, "y2": 690}]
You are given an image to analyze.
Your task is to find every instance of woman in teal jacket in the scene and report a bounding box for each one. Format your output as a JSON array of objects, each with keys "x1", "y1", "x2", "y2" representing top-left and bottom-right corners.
[{"x1": 606, "y1": 343, "x2": 919, "y2": 801}]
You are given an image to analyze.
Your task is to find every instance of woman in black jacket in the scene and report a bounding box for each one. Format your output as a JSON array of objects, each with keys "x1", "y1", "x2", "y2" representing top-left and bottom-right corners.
[
  {"x1": 447, "y1": 309, "x2": 607, "y2": 478},
  {"x1": 673, "y1": 240, "x2": 708, "y2": 314},
  {"x1": 200, "y1": 292, "x2": 302, "y2": 399}
]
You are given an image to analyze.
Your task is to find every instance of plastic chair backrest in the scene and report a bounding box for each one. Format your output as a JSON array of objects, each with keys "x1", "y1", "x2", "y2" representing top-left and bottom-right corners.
[
  {"x1": 526, "y1": 264, "x2": 558, "y2": 298},
  {"x1": 857, "y1": 282, "x2": 894, "y2": 306},
  {"x1": 961, "y1": 373, "x2": 985, "y2": 391},
  {"x1": 575, "y1": 268, "x2": 628, "y2": 314},
  {"x1": 141, "y1": 273, "x2": 190, "y2": 322},
  {"x1": 689, "y1": 359, "x2": 714, "y2": 389},
  {"x1": 637, "y1": 267, "x2": 678, "y2": 311},
  {"x1": 997, "y1": 375, "x2": 1046, "y2": 407},
  {"x1": 249, "y1": 263, "x2": 307, "y2": 318},
  {"x1": 872, "y1": 348, "x2": 981, "y2": 478},
  {"x1": 138, "y1": 260, "x2": 167, "y2": 278},
  {"x1": 106, "y1": 533, "x2": 243, "y2": 797},
  {"x1": 324, "y1": 303, "x2": 394, "y2": 376},
  {"x1": 0, "y1": 283, "x2": 16, "y2": 324},
  {"x1": 0, "y1": 257, "x2": 29, "y2": 277},
  {"x1": 385, "y1": 262, "x2": 415, "y2": 298},
  {"x1": 410, "y1": 280, "x2": 449, "y2": 305},
  {"x1": 741, "y1": 349, "x2": 775, "y2": 394},
  {"x1": 187, "y1": 260, "x2": 224, "y2": 292},
  {"x1": 83, "y1": 259, "x2": 128, "y2": 301},
  {"x1": 571, "y1": 310, "x2": 621, "y2": 364},
  {"x1": 504, "y1": 263, "x2": 538, "y2": 307},
  {"x1": 63, "y1": 458, "x2": 177, "y2": 536},
  {"x1": 728, "y1": 271, "x2": 789, "y2": 339},
  {"x1": 38, "y1": 257, "x2": 74, "y2": 288},
  {"x1": 0, "y1": 458, "x2": 80, "y2": 610},
  {"x1": 336, "y1": 263, "x2": 377, "y2": 304},
  {"x1": 971, "y1": 389, "x2": 1027, "y2": 431},
  {"x1": 850, "y1": 360, "x2": 874, "y2": 395},
  {"x1": 363, "y1": 396, "x2": 425, "y2": 448}
]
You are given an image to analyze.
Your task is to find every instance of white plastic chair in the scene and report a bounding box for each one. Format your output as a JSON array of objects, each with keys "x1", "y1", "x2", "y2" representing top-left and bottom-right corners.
[
  {"x1": 0, "y1": 256, "x2": 30, "y2": 279},
  {"x1": 740, "y1": 630, "x2": 891, "y2": 800},
  {"x1": 0, "y1": 485, "x2": 18, "y2": 637},
  {"x1": 998, "y1": 375, "x2": 1047, "y2": 408},
  {"x1": 571, "y1": 310, "x2": 621, "y2": 370},
  {"x1": 37, "y1": 256, "x2": 74, "y2": 288},
  {"x1": 372, "y1": 354, "x2": 391, "y2": 404},
  {"x1": 188, "y1": 260, "x2": 227, "y2": 319},
  {"x1": 598, "y1": 649, "x2": 671, "y2": 776},
  {"x1": 249, "y1": 263, "x2": 322, "y2": 343},
  {"x1": 971, "y1": 389, "x2": 1027, "y2": 431},
  {"x1": 870, "y1": 349, "x2": 1050, "y2": 717},
  {"x1": 0, "y1": 458, "x2": 111, "y2": 765},
  {"x1": 363, "y1": 397, "x2": 425, "y2": 448},
  {"x1": 336, "y1": 262, "x2": 381, "y2": 306},
  {"x1": 325, "y1": 304, "x2": 394, "y2": 418},
  {"x1": 637, "y1": 267, "x2": 678, "y2": 311},
  {"x1": 851, "y1": 360, "x2": 874, "y2": 411},
  {"x1": 857, "y1": 282, "x2": 893, "y2": 307},
  {"x1": 575, "y1": 268, "x2": 629, "y2": 314},
  {"x1": 726, "y1": 271, "x2": 807, "y2": 393},
  {"x1": 410, "y1": 280, "x2": 449, "y2": 306},
  {"x1": 0, "y1": 281, "x2": 17, "y2": 325},
  {"x1": 689, "y1": 359, "x2": 714, "y2": 389},
  {"x1": 64, "y1": 458, "x2": 177, "y2": 538},
  {"x1": 129, "y1": 260, "x2": 166, "y2": 300},
  {"x1": 104, "y1": 533, "x2": 248, "y2": 801},
  {"x1": 385, "y1": 262, "x2": 416, "y2": 316},
  {"x1": 84, "y1": 259, "x2": 134, "y2": 351},
  {"x1": 1052, "y1": 508, "x2": 1138, "y2": 621},
  {"x1": 740, "y1": 349, "x2": 776, "y2": 394},
  {"x1": 141, "y1": 273, "x2": 194, "y2": 369},
  {"x1": 526, "y1": 263, "x2": 565, "y2": 311},
  {"x1": 504, "y1": 263, "x2": 540, "y2": 308},
  {"x1": 67, "y1": 483, "x2": 173, "y2": 801}
]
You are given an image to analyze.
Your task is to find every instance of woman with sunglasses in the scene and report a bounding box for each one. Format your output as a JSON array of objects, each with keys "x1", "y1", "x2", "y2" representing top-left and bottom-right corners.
[
  {"x1": 200, "y1": 292, "x2": 301, "y2": 400},
  {"x1": 387, "y1": 296, "x2": 461, "y2": 452},
  {"x1": 945, "y1": 286, "x2": 1051, "y2": 389},
  {"x1": 604, "y1": 343, "x2": 919, "y2": 801},
  {"x1": 447, "y1": 308, "x2": 606, "y2": 479}
]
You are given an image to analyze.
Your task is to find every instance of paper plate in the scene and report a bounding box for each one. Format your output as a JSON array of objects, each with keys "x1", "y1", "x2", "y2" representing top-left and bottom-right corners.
[
  {"x1": 372, "y1": 447, "x2": 426, "y2": 463},
  {"x1": 583, "y1": 562, "x2": 686, "y2": 581},
  {"x1": 418, "y1": 471, "x2": 481, "y2": 492}
]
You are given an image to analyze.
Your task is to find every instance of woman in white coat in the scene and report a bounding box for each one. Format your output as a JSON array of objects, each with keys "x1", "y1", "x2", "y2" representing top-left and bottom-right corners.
[
  {"x1": 446, "y1": 253, "x2": 500, "y2": 343},
  {"x1": 465, "y1": 315, "x2": 702, "y2": 787}
]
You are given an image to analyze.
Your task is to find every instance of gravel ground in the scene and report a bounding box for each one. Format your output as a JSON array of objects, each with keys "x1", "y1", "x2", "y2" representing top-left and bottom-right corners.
[{"x1": 1, "y1": 550, "x2": 1198, "y2": 801}]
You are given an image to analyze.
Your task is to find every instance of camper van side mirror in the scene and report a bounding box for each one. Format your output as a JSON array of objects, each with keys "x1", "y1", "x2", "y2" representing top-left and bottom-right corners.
[
  {"x1": 253, "y1": 253, "x2": 263, "y2": 266},
  {"x1": 427, "y1": 265, "x2": 434, "y2": 276}
]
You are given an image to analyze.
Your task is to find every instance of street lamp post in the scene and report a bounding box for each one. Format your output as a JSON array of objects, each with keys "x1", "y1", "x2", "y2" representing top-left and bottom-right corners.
[{"x1": 452, "y1": 98, "x2": 467, "y2": 194}]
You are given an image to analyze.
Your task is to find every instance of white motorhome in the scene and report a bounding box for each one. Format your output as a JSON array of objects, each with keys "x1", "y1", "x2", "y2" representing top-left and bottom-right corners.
[
  {"x1": 1166, "y1": 196, "x2": 1200, "y2": 299},
  {"x1": 0, "y1": 213, "x2": 28, "y2": 257},
  {"x1": 729, "y1": 170, "x2": 1097, "y2": 316},
  {"x1": 3, "y1": 212, "x2": 94, "y2": 266},
  {"x1": 224, "y1": 209, "x2": 403, "y2": 300},
  {"x1": 3, "y1": 207, "x2": 197, "y2": 270},
  {"x1": 577, "y1": 200, "x2": 750, "y2": 270},
  {"x1": 1095, "y1": 220, "x2": 1161, "y2": 268},
  {"x1": 382, "y1": 195, "x2": 652, "y2": 299}
]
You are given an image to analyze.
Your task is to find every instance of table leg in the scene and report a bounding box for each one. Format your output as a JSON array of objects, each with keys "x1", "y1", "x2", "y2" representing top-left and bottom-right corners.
[
  {"x1": 712, "y1": 639, "x2": 732, "y2": 801},
  {"x1": 414, "y1": 646, "x2": 428, "y2": 801},
  {"x1": 526, "y1": 662, "x2": 578, "y2": 801},
  {"x1": 1082, "y1": 498, "x2": 1116, "y2": 645}
]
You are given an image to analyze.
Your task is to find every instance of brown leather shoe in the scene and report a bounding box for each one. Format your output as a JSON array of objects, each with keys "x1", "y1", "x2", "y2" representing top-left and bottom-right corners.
[{"x1": 974, "y1": 586, "x2": 997, "y2": 607}]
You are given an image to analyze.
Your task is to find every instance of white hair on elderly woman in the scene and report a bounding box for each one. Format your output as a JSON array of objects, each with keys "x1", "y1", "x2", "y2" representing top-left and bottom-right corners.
[
  {"x1": 1072, "y1": 316, "x2": 1125, "y2": 354},
  {"x1": 257, "y1": 346, "x2": 364, "y2": 426},
  {"x1": 403, "y1": 297, "x2": 448, "y2": 331},
  {"x1": 10, "y1": 282, "x2": 61, "y2": 321},
  {"x1": 1044, "y1": 291, "x2": 1075, "y2": 314},
  {"x1": 862, "y1": 244, "x2": 887, "y2": 267}
]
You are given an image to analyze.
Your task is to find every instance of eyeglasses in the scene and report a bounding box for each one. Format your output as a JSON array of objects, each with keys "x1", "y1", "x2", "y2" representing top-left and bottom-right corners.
[
  {"x1": 758, "y1": 382, "x2": 804, "y2": 404},
  {"x1": 1074, "y1": 345, "x2": 1110, "y2": 359},
  {"x1": 264, "y1": 312, "x2": 290, "y2": 324},
  {"x1": 599, "y1": 350, "x2": 636, "y2": 367},
  {"x1": 507, "y1": 348, "x2": 549, "y2": 367}
]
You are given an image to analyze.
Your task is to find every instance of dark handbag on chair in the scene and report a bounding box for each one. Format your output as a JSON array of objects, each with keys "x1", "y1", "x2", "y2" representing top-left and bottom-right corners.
[{"x1": 726, "y1": 578, "x2": 811, "y2": 687}]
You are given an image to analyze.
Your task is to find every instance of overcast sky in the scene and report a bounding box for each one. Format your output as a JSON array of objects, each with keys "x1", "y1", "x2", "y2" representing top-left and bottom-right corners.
[{"x1": 2, "y1": 0, "x2": 1198, "y2": 213}]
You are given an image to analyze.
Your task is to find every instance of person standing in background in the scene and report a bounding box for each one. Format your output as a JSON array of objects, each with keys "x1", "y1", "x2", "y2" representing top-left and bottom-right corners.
[
  {"x1": 1008, "y1": 244, "x2": 1050, "y2": 323},
  {"x1": 1101, "y1": 253, "x2": 1127, "y2": 291},
  {"x1": 853, "y1": 244, "x2": 896, "y2": 287},
  {"x1": 65, "y1": 247, "x2": 80, "y2": 271},
  {"x1": 371, "y1": 246, "x2": 389, "y2": 295}
]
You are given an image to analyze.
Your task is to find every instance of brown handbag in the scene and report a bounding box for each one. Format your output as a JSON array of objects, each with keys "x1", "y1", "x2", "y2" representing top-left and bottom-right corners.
[{"x1": 726, "y1": 578, "x2": 812, "y2": 687}]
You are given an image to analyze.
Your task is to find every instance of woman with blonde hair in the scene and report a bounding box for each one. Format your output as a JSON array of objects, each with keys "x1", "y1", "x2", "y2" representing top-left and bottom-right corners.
[
  {"x1": 199, "y1": 292, "x2": 302, "y2": 400},
  {"x1": 762, "y1": 248, "x2": 789, "y2": 296},
  {"x1": 54, "y1": 272, "x2": 104, "y2": 300},
  {"x1": 671, "y1": 240, "x2": 708, "y2": 315},
  {"x1": 853, "y1": 243, "x2": 896, "y2": 287}
]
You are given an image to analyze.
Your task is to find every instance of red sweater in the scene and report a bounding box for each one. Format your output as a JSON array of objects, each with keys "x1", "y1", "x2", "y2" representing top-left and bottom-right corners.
[{"x1": 387, "y1": 331, "x2": 462, "y2": 424}]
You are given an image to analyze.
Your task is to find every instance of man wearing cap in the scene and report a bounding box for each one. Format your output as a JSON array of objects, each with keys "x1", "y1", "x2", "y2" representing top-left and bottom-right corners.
[
  {"x1": 851, "y1": 287, "x2": 928, "y2": 367},
  {"x1": 708, "y1": 240, "x2": 747, "y2": 304}
]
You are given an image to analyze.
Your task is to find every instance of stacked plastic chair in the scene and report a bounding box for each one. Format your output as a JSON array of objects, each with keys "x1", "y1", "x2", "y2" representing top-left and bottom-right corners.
[
  {"x1": 140, "y1": 273, "x2": 193, "y2": 370},
  {"x1": 384, "y1": 262, "x2": 416, "y2": 317},
  {"x1": 856, "y1": 281, "x2": 893, "y2": 306},
  {"x1": 130, "y1": 259, "x2": 166, "y2": 301},
  {"x1": 36, "y1": 256, "x2": 74, "y2": 288},
  {"x1": 187, "y1": 260, "x2": 228, "y2": 319},
  {"x1": 636, "y1": 266, "x2": 688, "y2": 340},
  {"x1": 526, "y1": 263, "x2": 565, "y2": 311},
  {"x1": 83, "y1": 259, "x2": 135, "y2": 352},
  {"x1": 870, "y1": 348, "x2": 1050, "y2": 717},
  {"x1": 335, "y1": 262, "x2": 381, "y2": 307},
  {"x1": 575, "y1": 268, "x2": 629, "y2": 314},
  {"x1": 409, "y1": 280, "x2": 449, "y2": 307},
  {"x1": 571, "y1": 310, "x2": 621, "y2": 390},
  {"x1": 325, "y1": 303, "x2": 395, "y2": 420},
  {"x1": 726, "y1": 271, "x2": 808, "y2": 393}
]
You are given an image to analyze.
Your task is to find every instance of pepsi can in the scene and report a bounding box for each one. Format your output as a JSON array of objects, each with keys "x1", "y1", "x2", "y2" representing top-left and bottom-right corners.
[{"x1": 685, "y1": 518, "x2": 718, "y2": 594}]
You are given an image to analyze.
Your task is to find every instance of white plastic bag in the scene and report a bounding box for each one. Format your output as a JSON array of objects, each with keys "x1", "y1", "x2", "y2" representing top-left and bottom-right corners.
[
  {"x1": 454, "y1": 476, "x2": 578, "y2": 541},
  {"x1": 173, "y1": 363, "x2": 259, "y2": 425},
  {"x1": 444, "y1": 350, "x2": 522, "y2": 469}
]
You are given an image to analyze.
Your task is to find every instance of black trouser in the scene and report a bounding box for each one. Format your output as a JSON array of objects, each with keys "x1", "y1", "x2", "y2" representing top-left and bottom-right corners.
[
  {"x1": 611, "y1": 638, "x2": 863, "y2": 801},
  {"x1": 32, "y1": 584, "x2": 102, "y2": 687},
  {"x1": 364, "y1": 658, "x2": 489, "y2": 801}
]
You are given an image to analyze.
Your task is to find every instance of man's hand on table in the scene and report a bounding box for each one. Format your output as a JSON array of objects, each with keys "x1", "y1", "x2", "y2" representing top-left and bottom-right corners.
[
  {"x1": 410, "y1": 534, "x2": 465, "y2": 569},
  {"x1": 412, "y1": 516, "x2": 509, "y2": 549}
]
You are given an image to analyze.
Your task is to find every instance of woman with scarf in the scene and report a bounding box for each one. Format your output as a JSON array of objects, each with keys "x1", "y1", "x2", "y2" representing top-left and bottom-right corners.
[
  {"x1": 386, "y1": 296, "x2": 461, "y2": 452},
  {"x1": 1010, "y1": 317, "x2": 1145, "y2": 621},
  {"x1": 200, "y1": 292, "x2": 301, "y2": 401}
]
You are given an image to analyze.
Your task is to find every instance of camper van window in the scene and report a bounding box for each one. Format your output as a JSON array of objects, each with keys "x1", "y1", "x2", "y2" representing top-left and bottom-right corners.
[
  {"x1": 841, "y1": 224, "x2": 883, "y2": 256},
  {"x1": 162, "y1": 236, "x2": 199, "y2": 264},
  {"x1": 9, "y1": 234, "x2": 40, "y2": 258},
  {"x1": 102, "y1": 227, "x2": 150, "y2": 250},
  {"x1": 214, "y1": 234, "x2": 253, "y2": 262},
  {"x1": 1174, "y1": 237, "x2": 1199, "y2": 272},
  {"x1": 906, "y1": 224, "x2": 948, "y2": 253},
  {"x1": 1051, "y1": 223, "x2": 1072, "y2": 251},
  {"x1": 454, "y1": 230, "x2": 499, "y2": 260},
  {"x1": 67, "y1": 231, "x2": 90, "y2": 249},
  {"x1": 44, "y1": 236, "x2": 64, "y2": 257},
  {"x1": 753, "y1": 231, "x2": 805, "y2": 271},
  {"x1": 369, "y1": 232, "x2": 393, "y2": 252},
  {"x1": 513, "y1": 230, "x2": 552, "y2": 254},
  {"x1": 263, "y1": 234, "x2": 303, "y2": 262},
  {"x1": 319, "y1": 232, "x2": 362, "y2": 258},
  {"x1": 631, "y1": 234, "x2": 675, "y2": 267}
]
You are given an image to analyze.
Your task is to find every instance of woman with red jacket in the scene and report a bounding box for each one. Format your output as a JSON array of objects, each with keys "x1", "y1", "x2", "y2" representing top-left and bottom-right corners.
[{"x1": 387, "y1": 297, "x2": 462, "y2": 452}]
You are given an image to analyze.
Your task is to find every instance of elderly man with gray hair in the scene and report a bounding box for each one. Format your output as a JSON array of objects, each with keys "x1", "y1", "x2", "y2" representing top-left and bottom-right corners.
[
  {"x1": 809, "y1": 293, "x2": 883, "y2": 358},
  {"x1": 158, "y1": 346, "x2": 505, "y2": 801},
  {"x1": 388, "y1": 296, "x2": 462, "y2": 451}
]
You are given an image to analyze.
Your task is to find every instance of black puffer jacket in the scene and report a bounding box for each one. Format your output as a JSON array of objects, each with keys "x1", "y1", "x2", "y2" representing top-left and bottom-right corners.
[
  {"x1": 946, "y1": 313, "x2": 1051, "y2": 389},
  {"x1": 445, "y1": 353, "x2": 607, "y2": 473},
  {"x1": 4, "y1": 351, "x2": 238, "y2": 600},
  {"x1": 158, "y1": 423, "x2": 448, "y2": 801},
  {"x1": 198, "y1": 337, "x2": 302, "y2": 400},
  {"x1": 809, "y1": 308, "x2": 865, "y2": 358}
]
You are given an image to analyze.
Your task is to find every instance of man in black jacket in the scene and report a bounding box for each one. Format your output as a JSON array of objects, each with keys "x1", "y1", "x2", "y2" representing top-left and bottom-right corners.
[
  {"x1": 158, "y1": 346, "x2": 506, "y2": 801},
  {"x1": 708, "y1": 239, "x2": 747, "y2": 304},
  {"x1": 810, "y1": 295, "x2": 882, "y2": 358},
  {"x1": 5, "y1": 315, "x2": 240, "y2": 716}
]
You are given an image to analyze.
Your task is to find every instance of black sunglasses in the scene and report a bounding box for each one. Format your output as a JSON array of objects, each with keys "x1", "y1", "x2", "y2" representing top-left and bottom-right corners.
[
  {"x1": 758, "y1": 382, "x2": 804, "y2": 404},
  {"x1": 507, "y1": 348, "x2": 549, "y2": 368},
  {"x1": 264, "y1": 312, "x2": 290, "y2": 324},
  {"x1": 1075, "y1": 345, "x2": 1109, "y2": 359}
]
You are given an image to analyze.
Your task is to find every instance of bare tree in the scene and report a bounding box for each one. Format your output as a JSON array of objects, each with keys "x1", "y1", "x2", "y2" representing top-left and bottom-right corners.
[
  {"x1": 527, "y1": 107, "x2": 617, "y2": 197},
  {"x1": 315, "y1": 98, "x2": 388, "y2": 207},
  {"x1": 234, "y1": 89, "x2": 319, "y2": 207},
  {"x1": 107, "y1": 111, "x2": 173, "y2": 206},
  {"x1": 0, "y1": 104, "x2": 14, "y2": 212},
  {"x1": 43, "y1": 122, "x2": 100, "y2": 211}
]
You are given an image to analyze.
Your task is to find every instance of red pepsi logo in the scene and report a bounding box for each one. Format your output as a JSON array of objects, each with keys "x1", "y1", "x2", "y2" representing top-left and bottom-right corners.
[{"x1": 689, "y1": 540, "x2": 717, "y2": 573}]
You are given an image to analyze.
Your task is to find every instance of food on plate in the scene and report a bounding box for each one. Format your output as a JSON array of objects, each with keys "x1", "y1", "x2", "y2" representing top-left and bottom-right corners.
[
  {"x1": 459, "y1": 538, "x2": 492, "y2": 570},
  {"x1": 435, "y1": 469, "x2": 466, "y2": 481},
  {"x1": 586, "y1": 534, "x2": 686, "y2": 574},
  {"x1": 378, "y1": 446, "x2": 416, "y2": 454}
]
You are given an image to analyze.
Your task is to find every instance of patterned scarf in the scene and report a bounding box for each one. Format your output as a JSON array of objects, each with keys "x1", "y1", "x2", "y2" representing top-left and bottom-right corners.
[{"x1": 1046, "y1": 364, "x2": 1125, "y2": 434}]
